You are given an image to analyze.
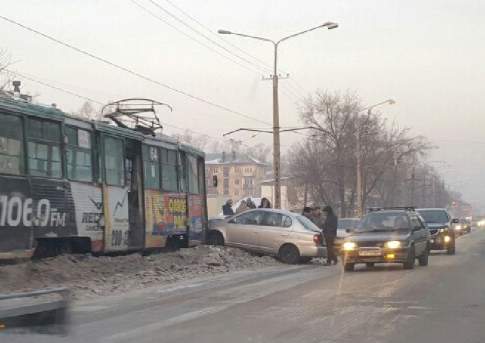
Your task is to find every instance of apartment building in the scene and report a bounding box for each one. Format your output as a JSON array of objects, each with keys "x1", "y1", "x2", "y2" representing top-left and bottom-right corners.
[{"x1": 205, "y1": 151, "x2": 268, "y2": 199}]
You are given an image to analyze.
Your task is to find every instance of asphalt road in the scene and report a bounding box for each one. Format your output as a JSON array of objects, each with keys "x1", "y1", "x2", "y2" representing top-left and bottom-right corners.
[{"x1": 4, "y1": 228, "x2": 485, "y2": 343}]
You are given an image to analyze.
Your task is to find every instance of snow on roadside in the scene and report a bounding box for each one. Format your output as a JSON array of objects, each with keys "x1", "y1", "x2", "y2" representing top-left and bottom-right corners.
[{"x1": 0, "y1": 246, "x2": 281, "y2": 300}]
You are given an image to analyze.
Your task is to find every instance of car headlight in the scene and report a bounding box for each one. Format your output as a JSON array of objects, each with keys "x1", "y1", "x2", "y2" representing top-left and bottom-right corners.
[
  {"x1": 444, "y1": 235, "x2": 451, "y2": 243},
  {"x1": 384, "y1": 240, "x2": 401, "y2": 249},
  {"x1": 455, "y1": 225, "x2": 462, "y2": 231},
  {"x1": 439, "y1": 228, "x2": 445, "y2": 233},
  {"x1": 342, "y1": 242, "x2": 357, "y2": 251}
]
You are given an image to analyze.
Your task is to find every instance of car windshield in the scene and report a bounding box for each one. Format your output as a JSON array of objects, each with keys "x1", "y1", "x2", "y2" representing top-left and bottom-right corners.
[
  {"x1": 356, "y1": 211, "x2": 412, "y2": 232},
  {"x1": 338, "y1": 219, "x2": 360, "y2": 230},
  {"x1": 296, "y1": 215, "x2": 321, "y2": 232},
  {"x1": 417, "y1": 210, "x2": 449, "y2": 224}
]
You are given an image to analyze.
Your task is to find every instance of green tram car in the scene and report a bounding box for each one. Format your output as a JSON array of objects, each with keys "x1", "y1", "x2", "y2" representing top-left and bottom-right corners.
[{"x1": 0, "y1": 97, "x2": 207, "y2": 258}]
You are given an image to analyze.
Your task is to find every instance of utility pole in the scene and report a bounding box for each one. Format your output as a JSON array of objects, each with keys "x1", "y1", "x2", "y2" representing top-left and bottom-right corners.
[{"x1": 219, "y1": 22, "x2": 338, "y2": 208}]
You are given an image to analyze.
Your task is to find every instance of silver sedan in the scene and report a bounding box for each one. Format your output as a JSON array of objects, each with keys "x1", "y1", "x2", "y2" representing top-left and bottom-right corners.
[{"x1": 207, "y1": 209, "x2": 326, "y2": 264}]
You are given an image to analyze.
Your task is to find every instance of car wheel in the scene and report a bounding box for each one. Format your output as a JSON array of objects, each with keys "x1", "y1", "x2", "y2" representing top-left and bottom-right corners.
[
  {"x1": 278, "y1": 244, "x2": 300, "y2": 264},
  {"x1": 403, "y1": 246, "x2": 415, "y2": 269},
  {"x1": 418, "y1": 248, "x2": 429, "y2": 266},
  {"x1": 207, "y1": 231, "x2": 224, "y2": 246},
  {"x1": 447, "y1": 242, "x2": 456, "y2": 255},
  {"x1": 366, "y1": 262, "x2": 375, "y2": 268},
  {"x1": 344, "y1": 263, "x2": 355, "y2": 272},
  {"x1": 299, "y1": 256, "x2": 312, "y2": 264}
]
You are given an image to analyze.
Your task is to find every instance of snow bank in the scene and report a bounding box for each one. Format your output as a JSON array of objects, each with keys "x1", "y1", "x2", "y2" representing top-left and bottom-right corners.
[{"x1": 0, "y1": 246, "x2": 280, "y2": 300}]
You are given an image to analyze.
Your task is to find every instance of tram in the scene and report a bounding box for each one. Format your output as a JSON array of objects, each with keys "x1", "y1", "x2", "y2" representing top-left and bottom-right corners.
[{"x1": 0, "y1": 97, "x2": 207, "y2": 258}]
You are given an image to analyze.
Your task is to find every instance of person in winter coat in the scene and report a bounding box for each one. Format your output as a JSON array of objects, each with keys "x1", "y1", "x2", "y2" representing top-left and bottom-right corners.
[
  {"x1": 222, "y1": 199, "x2": 234, "y2": 216},
  {"x1": 246, "y1": 198, "x2": 256, "y2": 209},
  {"x1": 259, "y1": 197, "x2": 271, "y2": 208},
  {"x1": 302, "y1": 207, "x2": 313, "y2": 220},
  {"x1": 236, "y1": 200, "x2": 249, "y2": 214},
  {"x1": 322, "y1": 205, "x2": 338, "y2": 265}
]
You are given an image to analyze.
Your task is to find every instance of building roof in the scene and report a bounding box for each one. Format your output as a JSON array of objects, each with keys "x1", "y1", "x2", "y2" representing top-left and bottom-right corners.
[{"x1": 205, "y1": 152, "x2": 268, "y2": 166}]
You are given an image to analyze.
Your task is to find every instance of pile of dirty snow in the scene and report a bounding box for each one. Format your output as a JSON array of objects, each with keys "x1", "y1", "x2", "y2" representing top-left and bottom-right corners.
[{"x1": 0, "y1": 246, "x2": 280, "y2": 300}]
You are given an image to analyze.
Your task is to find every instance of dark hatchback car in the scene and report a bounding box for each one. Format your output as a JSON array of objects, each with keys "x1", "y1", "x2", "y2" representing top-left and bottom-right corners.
[
  {"x1": 416, "y1": 208, "x2": 457, "y2": 255},
  {"x1": 341, "y1": 208, "x2": 430, "y2": 271}
]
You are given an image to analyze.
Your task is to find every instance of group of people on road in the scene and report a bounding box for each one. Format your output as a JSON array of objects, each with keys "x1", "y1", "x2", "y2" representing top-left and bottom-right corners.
[
  {"x1": 303, "y1": 205, "x2": 339, "y2": 266},
  {"x1": 222, "y1": 197, "x2": 272, "y2": 216}
]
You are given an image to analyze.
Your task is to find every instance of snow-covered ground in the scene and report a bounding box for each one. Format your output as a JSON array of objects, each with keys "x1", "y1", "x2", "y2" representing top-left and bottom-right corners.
[{"x1": 0, "y1": 246, "x2": 281, "y2": 300}]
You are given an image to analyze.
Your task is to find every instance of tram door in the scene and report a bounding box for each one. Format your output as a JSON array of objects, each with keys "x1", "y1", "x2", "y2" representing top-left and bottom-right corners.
[
  {"x1": 125, "y1": 139, "x2": 145, "y2": 249},
  {"x1": 102, "y1": 136, "x2": 142, "y2": 251}
]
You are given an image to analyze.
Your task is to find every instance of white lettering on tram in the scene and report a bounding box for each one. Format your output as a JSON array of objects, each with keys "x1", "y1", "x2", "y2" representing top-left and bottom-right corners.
[{"x1": 0, "y1": 195, "x2": 66, "y2": 228}]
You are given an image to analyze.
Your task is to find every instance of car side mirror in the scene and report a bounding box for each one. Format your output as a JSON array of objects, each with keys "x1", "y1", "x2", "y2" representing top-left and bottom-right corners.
[
  {"x1": 212, "y1": 175, "x2": 218, "y2": 187},
  {"x1": 451, "y1": 218, "x2": 459, "y2": 224}
]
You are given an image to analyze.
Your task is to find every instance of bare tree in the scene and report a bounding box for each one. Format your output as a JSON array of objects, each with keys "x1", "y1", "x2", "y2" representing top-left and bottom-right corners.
[
  {"x1": 172, "y1": 130, "x2": 209, "y2": 151},
  {"x1": 288, "y1": 90, "x2": 435, "y2": 216},
  {"x1": 0, "y1": 49, "x2": 13, "y2": 92}
]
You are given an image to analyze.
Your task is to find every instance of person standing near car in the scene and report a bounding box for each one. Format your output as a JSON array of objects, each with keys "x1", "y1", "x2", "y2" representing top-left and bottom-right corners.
[
  {"x1": 259, "y1": 197, "x2": 272, "y2": 208},
  {"x1": 236, "y1": 200, "x2": 249, "y2": 214},
  {"x1": 302, "y1": 206, "x2": 313, "y2": 220},
  {"x1": 322, "y1": 205, "x2": 338, "y2": 265},
  {"x1": 246, "y1": 198, "x2": 256, "y2": 209},
  {"x1": 222, "y1": 199, "x2": 234, "y2": 216}
]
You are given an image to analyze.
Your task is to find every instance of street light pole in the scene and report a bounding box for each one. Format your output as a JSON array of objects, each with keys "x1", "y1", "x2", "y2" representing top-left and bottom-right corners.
[
  {"x1": 218, "y1": 22, "x2": 338, "y2": 208},
  {"x1": 355, "y1": 99, "x2": 395, "y2": 217}
]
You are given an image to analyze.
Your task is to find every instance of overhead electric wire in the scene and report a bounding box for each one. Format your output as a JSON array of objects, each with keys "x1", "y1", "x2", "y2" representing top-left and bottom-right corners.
[
  {"x1": 155, "y1": 0, "x2": 309, "y2": 103},
  {"x1": 161, "y1": 0, "x2": 274, "y2": 72},
  {"x1": 4, "y1": 69, "x2": 252, "y2": 147},
  {"x1": 6, "y1": 69, "x2": 104, "y2": 106},
  {"x1": 129, "y1": 0, "x2": 263, "y2": 76},
  {"x1": 146, "y1": 0, "x2": 271, "y2": 74},
  {"x1": 0, "y1": 14, "x2": 271, "y2": 126},
  {"x1": 129, "y1": 2, "x2": 306, "y2": 120}
]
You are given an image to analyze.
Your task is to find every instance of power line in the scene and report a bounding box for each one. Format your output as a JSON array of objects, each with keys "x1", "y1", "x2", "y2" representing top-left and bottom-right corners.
[
  {"x1": 127, "y1": 4, "x2": 306, "y2": 126},
  {"x1": 129, "y1": 0, "x2": 263, "y2": 75},
  {"x1": 4, "y1": 69, "x2": 250, "y2": 146},
  {"x1": 146, "y1": 0, "x2": 271, "y2": 74},
  {"x1": 6, "y1": 69, "x2": 104, "y2": 105},
  {"x1": 161, "y1": 0, "x2": 273, "y2": 72},
  {"x1": 154, "y1": 0, "x2": 313, "y2": 102},
  {"x1": 0, "y1": 14, "x2": 271, "y2": 126}
]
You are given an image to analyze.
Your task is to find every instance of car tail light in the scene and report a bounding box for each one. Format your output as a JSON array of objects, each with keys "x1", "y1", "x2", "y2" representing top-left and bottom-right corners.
[{"x1": 313, "y1": 234, "x2": 322, "y2": 245}]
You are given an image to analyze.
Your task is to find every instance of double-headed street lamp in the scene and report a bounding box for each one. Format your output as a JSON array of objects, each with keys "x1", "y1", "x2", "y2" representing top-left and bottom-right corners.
[
  {"x1": 355, "y1": 99, "x2": 396, "y2": 217},
  {"x1": 218, "y1": 22, "x2": 338, "y2": 209}
]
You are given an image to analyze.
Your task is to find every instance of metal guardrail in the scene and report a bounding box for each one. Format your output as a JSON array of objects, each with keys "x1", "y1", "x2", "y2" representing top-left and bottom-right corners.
[{"x1": 0, "y1": 287, "x2": 69, "y2": 301}]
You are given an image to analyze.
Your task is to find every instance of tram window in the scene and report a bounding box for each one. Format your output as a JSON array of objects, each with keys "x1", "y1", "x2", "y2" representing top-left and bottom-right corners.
[
  {"x1": 66, "y1": 126, "x2": 93, "y2": 182},
  {"x1": 104, "y1": 136, "x2": 124, "y2": 186},
  {"x1": 188, "y1": 155, "x2": 199, "y2": 194},
  {"x1": 0, "y1": 113, "x2": 24, "y2": 175},
  {"x1": 143, "y1": 145, "x2": 160, "y2": 189},
  {"x1": 161, "y1": 148, "x2": 178, "y2": 192},
  {"x1": 27, "y1": 118, "x2": 62, "y2": 178}
]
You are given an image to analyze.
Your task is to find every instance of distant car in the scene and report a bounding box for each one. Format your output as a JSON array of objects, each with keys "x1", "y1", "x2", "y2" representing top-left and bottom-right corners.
[
  {"x1": 455, "y1": 218, "x2": 472, "y2": 234},
  {"x1": 416, "y1": 208, "x2": 457, "y2": 255},
  {"x1": 336, "y1": 218, "x2": 361, "y2": 250},
  {"x1": 207, "y1": 208, "x2": 326, "y2": 264},
  {"x1": 341, "y1": 208, "x2": 430, "y2": 271}
]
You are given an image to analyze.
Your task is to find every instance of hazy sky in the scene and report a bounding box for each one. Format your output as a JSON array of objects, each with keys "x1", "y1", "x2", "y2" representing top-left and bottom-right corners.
[{"x1": 2, "y1": 0, "x2": 485, "y2": 211}]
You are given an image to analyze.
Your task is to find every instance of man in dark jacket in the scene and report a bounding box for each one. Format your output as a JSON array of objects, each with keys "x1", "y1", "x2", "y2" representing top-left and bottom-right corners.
[
  {"x1": 322, "y1": 205, "x2": 338, "y2": 265},
  {"x1": 222, "y1": 199, "x2": 234, "y2": 216}
]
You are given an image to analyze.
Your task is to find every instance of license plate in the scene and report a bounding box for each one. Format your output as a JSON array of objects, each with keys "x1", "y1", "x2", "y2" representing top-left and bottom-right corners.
[{"x1": 359, "y1": 248, "x2": 382, "y2": 257}]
